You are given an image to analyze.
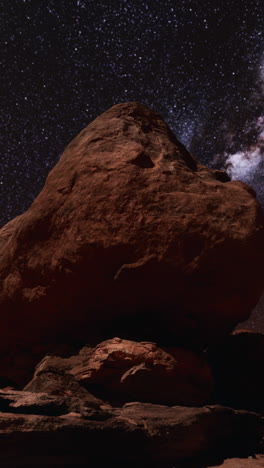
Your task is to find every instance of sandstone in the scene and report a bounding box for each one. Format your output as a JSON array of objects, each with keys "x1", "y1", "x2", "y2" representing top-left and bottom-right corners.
[
  {"x1": 0, "y1": 102, "x2": 263, "y2": 383},
  {"x1": 0, "y1": 401, "x2": 260, "y2": 466},
  {"x1": 24, "y1": 370, "x2": 106, "y2": 409},
  {"x1": 0, "y1": 386, "x2": 109, "y2": 418},
  {"x1": 207, "y1": 455, "x2": 264, "y2": 468},
  {"x1": 27, "y1": 337, "x2": 213, "y2": 406},
  {"x1": 0, "y1": 388, "x2": 68, "y2": 415}
]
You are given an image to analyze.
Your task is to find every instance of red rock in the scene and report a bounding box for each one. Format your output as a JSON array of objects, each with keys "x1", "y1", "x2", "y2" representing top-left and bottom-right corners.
[
  {"x1": 0, "y1": 384, "x2": 107, "y2": 416},
  {"x1": 0, "y1": 388, "x2": 69, "y2": 416},
  {"x1": 208, "y1": 455, "x2": 264, "y2": 468},
  {"x1": 30, "y1": 337, "x2": 213, "y2": 406},
  {"x1": 0, "y1": 403, "x2": 260, "y2": 466},
  {"x1": 0, "y1": 102, "x2": 263, "y2": 382}
]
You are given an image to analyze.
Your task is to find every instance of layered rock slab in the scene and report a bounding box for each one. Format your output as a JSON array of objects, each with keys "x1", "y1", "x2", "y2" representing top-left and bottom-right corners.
[
  {"x1": 0, "y1": 401, "x2": 260, "y2": 466},
  {"x1": 0, "y1": 102, "x2": 263, "y2": 379}
]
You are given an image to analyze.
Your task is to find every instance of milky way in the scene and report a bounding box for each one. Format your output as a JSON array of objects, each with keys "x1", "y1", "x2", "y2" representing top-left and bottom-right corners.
[{"x1": 1, "y1": 0, "x2": 264, "y2": 227}]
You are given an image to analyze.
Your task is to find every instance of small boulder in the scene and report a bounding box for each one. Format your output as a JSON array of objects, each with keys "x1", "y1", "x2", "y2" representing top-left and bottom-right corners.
[{"x1": 29, "y1": 337, "x2": 213, "y2": 406}]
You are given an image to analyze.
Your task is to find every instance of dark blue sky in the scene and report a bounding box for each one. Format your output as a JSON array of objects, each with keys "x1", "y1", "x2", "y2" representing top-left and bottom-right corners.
[{"x1": 1, "y1": 0, "x2": 264, "y2": 227}]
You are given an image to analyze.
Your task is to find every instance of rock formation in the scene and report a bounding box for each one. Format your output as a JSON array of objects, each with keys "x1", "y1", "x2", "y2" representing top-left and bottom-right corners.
[
  {"x1": 0, "y1": 102, "x2": 264, "y2": 466},
  {"x1": 0, "y1": 102, "x2": 263, "y2": 385},
  {"x1": 0, "y1": 342, "x2": 260, "y2": 467},
  {"x1": 25, "y1": 337, "x2": 213, "y2": 406}
]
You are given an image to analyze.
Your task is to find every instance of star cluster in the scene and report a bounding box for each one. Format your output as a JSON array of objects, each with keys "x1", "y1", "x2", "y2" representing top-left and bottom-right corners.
[{"x1": 1, "y1": 0, "x2": 264, "y2": 227}]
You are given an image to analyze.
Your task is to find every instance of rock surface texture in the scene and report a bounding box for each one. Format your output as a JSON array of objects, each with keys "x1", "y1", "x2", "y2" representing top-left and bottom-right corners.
[
  {"x1": 0, "y1": 389, "x2": 261, "y2": 467},
  {"x1": 0, "y1": 102, "x2": 264, "y2": 465},
  {"x1": 208, "y1": 456, "x2": 264, "y2": 468},
  {"x1": 0, "y1": 340, "x2": 259, "y2": 467},
  {"x1": 0, "y1": 102, "x2": 264, "y2": 376},
  {"x1": 25, "y1": 337, "x2": 213, "y2": 406}
]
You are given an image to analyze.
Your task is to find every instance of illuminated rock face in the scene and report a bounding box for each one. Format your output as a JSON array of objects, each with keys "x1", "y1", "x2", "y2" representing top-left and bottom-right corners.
[
  {"x1": 0, "y1": 101, "x2": 263, "y2": 383},
  {"x1": 26, "y1": 337, "x2": 214, "y2": 407},
  {"x1": 0, "y1": 396, "x2": 260, "y2": 466}
]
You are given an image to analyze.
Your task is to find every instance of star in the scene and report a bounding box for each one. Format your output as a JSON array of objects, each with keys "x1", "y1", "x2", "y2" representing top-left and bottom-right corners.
[{"x1": 0, "y1": 0, "x2": 264, "y2": 229}]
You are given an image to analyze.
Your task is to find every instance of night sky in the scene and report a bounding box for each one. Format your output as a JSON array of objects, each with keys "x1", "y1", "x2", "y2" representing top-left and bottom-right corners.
[{"x1": 1, "y1": 0, "x2": 264, "y2": 228}]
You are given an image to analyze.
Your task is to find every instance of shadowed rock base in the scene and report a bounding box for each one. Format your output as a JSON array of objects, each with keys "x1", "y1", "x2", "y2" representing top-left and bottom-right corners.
[{"x1": 0, "y1": 402, "x2": 261, "y2": 467}]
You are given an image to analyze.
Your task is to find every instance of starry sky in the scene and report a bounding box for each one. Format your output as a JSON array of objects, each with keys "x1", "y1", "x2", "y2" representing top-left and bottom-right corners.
[{"x1": 1, "y1": 0, "x2": 264, "y2": 228}]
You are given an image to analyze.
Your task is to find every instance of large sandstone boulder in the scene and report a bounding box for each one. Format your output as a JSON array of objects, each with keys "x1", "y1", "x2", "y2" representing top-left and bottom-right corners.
[
  {"x1": 26, "y1": 337, "x2": 213, "y2": 406},
  {"x1": 0, "y1": 102, "x2": 263, "y2": 369}
]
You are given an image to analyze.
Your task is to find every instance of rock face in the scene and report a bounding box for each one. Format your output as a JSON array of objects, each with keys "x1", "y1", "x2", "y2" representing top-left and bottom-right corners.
[
  {"x1": 208, "y1": 456, "x2": 264, "y2": 468},
  {"x1": 0, "y1": 393, "x2": 260, "y2": 467},
  {"x1": 0, "y1": 102, "x2": 264, "y2": 381},
  {"x1": 208, "y1": 330, "x2": 264, "y2": 413},
  {"x1": 25, "y1": 337, "x2": 213, "y2": 406},
  {"x1": 0, "y1": 341, "x2": 258, "y2": 467},
  {"x1": 0, "y1": 102, "x2": 264, "y2": 466}
]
